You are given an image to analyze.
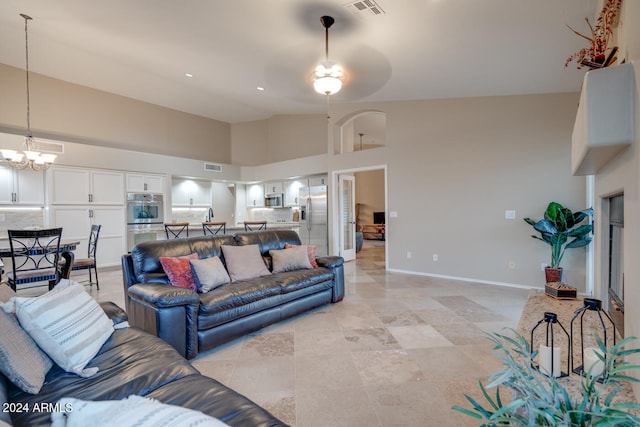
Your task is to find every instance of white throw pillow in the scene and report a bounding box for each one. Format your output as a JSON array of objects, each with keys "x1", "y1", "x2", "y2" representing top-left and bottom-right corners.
[
  {"x1": 50, "y1": 395, "x2": 231, "y2": 427},
  {"x1": 270, "y1": 245, "x2": 313, "y2": 273},
  {"x1": 5, "y1": 280, "x2": 114, "y2": 378},
  {"x1": 221, "y1": 245, "x2": 271, "y2": 282},
  {"x1": 190, "y1": 256, "x2": 230, "y2": 292}
]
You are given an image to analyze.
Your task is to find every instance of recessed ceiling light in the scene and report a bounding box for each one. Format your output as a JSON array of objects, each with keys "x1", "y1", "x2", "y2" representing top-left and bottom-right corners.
[
  {"x1": 185, "y1": 73, "x2": 193, "y2": 78},
  {"x1": 256, "y1": 86, "x2": 265, "y2": 91}
]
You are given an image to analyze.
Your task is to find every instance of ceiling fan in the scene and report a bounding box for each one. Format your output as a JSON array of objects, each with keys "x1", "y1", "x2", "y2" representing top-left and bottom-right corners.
[{"x1": 312, "y1": 16, "x2": 343, "y2": 96}]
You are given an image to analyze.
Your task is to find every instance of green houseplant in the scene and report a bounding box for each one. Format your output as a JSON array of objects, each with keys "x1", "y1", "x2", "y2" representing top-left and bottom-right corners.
[
  {"x1": 452, "y1": 330, "x2": 640, "y2": 426},
  {"x1": 524, "y1": 202, "x2": 593, "y2": 283}
]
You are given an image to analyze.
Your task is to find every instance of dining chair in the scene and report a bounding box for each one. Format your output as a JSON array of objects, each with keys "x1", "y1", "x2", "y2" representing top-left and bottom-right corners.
[
  {"x1": 165, "y1": 222, "x2": 189, "y2": 239},
  {"x1": 70, "y1": 224, "x2": 101, "y2": 290},
  {"x1": 244, "y1": 221, "x2": 267, "y2": 232},
  {"x1": 6, "y1": 228, "x2": 63, "y2": 292},
  {"x1": 202, "y1": 221, "x2": 226, "y2": 235}
]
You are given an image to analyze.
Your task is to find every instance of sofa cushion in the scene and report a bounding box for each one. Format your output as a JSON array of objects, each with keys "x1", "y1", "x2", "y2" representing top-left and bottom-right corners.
[
  {"x1": 285, "y1": 243, "x2": 318, "y2": 268},
  {"x1": 270, "y1": 245, "x2": 313, "y2": 273},
  {"x1": 0, "y1": 309, "x2": 53, "y2": 394},
  {"x1": 221, "y1": 245, "x2": 271, "y2": 282},
  {"x1": 51, "y1": 395, "x2": 231, "y2": 427},
  {"x1": 5, "y1": 280, "x2": 113, "y2": 378},
  {"x1": 190, "y1": 257, "x2": 230, "y2": 292},
  {"x1": 160, "y1": 253, "x2": 199, "y2": 291}
]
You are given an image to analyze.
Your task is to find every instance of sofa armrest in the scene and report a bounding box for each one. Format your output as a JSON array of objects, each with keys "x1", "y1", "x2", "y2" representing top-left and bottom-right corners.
[
  {"x1": 99, "y1": 301, "x2": 128, "y2": 326},
  {"x1": 0, "y1": 374, "x2": 11, "y2": 426},
  {"x1": 127, "y1": 284, "x2": 200, "y2": 359},
  {"x1": 316, "y1": 256, "x2": 345, "y2": 303}
]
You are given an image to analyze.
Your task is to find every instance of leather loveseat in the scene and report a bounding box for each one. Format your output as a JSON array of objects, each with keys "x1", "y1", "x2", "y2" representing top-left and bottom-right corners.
[
  {"x1": 122, "y1": 230, "x2": 345, "y2": 359},
  {"x1": 0, "y1": 302, "x2": 286, "y2": 427}
]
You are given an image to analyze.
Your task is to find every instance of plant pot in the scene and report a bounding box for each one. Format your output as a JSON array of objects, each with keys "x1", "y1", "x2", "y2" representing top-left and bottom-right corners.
[{"x1": 545, "y1": 267, "x2": 563, "y2": 284}]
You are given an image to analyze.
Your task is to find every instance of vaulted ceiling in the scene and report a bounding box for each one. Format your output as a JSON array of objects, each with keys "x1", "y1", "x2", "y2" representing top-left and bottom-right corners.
[{"x1": 0, "y1": 0, "x2": 597, "y2": 124}]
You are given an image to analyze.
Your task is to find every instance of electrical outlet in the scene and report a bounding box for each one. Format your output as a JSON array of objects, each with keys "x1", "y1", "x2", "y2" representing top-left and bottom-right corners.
[
  {"x1": 505, "y1": 210, "x2": 516, "y2": 219},
  {"x1": 432, "y1": 254, "x2": 438, "y2": 262},
  {"x1": 509, "y1": 260, "x2": 516, "y2": 269},
  {"x1": 407, "y1": 251, "x2": 412, "y2": 259}
]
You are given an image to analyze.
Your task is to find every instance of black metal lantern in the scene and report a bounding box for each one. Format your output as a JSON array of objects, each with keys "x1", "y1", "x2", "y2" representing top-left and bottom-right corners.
[
  {"x1": 570, "y1": 298, "x2": 617, "y2": 379},
  {"x1": 530, "y1": 311, "x2": 570, "y2": 378}
]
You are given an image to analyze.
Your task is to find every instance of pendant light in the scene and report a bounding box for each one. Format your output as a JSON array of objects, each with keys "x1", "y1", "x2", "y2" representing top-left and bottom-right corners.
[
  {"x1": 1, "y1": 14, "x2": 56, "y2": 170},
  {"x1": 313, "y1": 16, "x2": 343, "y2": 95}
]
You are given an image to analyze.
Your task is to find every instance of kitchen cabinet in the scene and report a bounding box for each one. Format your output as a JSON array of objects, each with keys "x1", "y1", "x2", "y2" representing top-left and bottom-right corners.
[
  {"x1": 246, "y1": 183, "x2": 264, "y2": 207},
  {"x1": 50, "y1": 205, "x2": 125, "y2": 267},
  {"x1": 172, "y1": 178, "x2": 211, "y2": 206},
  {"x1": 284, "y1": 178, "x2": 305, "y2": 207},
  {"x1": 264, "y1": 181, "x2": 283, "y2": 195},
  {"x1": 308, "y1": 175, "x2": 328, "y2": 186},
  {"x1": 0, "y1": 165, "x2": 44, "y2": 205},
  {"x1": 49, "y1": 166, "x2": 124, "y2": 205},
  {"x1": 126, "y1": 173, "x2": 165, "y2": 194}
]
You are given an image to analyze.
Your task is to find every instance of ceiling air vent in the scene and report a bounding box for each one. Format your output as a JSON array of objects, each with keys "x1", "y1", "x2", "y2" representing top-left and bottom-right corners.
[
  {"x1": 31, "y1": 139, "x2": 64, "y2": 154},
  {"x1": 344, "y1": 0, "x2": 386, "y2": 17},
  {"x1": 204, "y1": 162, "x2": 222, "y2": 173}
]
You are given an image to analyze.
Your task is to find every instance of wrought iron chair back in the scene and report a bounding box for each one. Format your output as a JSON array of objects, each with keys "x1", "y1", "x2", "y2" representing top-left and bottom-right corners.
[
  {"x1": 71, "y1": 224, "x2": 101, "y2": 289},
  {"x1": 202, "y1": 221, "x2": 226, "y2": 235},
  {"x1": 7, "y1": 227, "x2": 63, "y2": 292},
  {"x1": 244, "y1": 221, "x2": 267, "y2": 232},
  {"x1": 165, "y1": 222, "x2": 189, "y2": 239}
]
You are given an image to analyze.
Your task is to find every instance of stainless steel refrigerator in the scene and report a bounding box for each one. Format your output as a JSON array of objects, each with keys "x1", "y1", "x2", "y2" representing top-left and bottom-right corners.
[{"x1": 299, "y1": 185, "x2": 328, "y2": 256}]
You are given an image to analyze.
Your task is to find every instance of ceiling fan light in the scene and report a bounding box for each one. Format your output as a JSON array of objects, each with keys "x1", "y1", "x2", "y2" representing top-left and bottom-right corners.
[
  {"x1": 1, "y1": 149, "x2": 18, "y2": 160},
  {"x1": 314, "y1": 76, "x2": 342, "y2": 95},
  {"x1": 24, "y1": 150, "x2": 40, "y2": 161},
  {"x1": 40, "y1": 153, "x2": 57, "y2": 163}
]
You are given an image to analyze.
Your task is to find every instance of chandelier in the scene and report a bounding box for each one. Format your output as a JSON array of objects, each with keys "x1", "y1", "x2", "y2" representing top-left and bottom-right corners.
[
  {"x1": 313, "y1": 16, "x2": 343, "y2": 95},
  {"x1": 1, "y1": 14, "x2": 56, "y2": 171}
]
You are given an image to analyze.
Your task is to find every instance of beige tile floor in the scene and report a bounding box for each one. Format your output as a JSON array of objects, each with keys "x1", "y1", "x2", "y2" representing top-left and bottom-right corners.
[{"x1": 73, "y1": 241, "x2": 530, "y2": 427}]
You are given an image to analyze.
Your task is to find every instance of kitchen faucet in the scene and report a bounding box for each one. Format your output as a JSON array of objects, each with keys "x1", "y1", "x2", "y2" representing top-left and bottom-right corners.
[{"x1": 206, "y1": 207, "x2": 214, "y2": 222}]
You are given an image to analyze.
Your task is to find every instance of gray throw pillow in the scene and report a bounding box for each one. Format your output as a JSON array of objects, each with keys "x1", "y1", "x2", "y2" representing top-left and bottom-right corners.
[
  {"x1": 221, "y1": 245, "x2": 271, "y2": 282},
  {"x1": 270, "y1": 245, "x2": 313, "y2": 273},
  {"x1": 0, "y1": 308, "x2": 53, "y2": 394},
  {"x1": 190, "y1": 256, "x2": 230, "y2": 292}
]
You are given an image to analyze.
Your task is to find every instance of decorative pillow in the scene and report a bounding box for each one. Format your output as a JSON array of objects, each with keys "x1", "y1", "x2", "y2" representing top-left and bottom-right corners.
[
  {"x1": 220, "y1": 245, "x2": 271, "y2": 282},
  {"x1": 0, "y1": 309, "x2": 53, "y2": 394},
  {"x1": 270, "y1": 246, "x2": 313, "y2": 273},
  {"x1": 190, "y1": 256, "x2": 230, "y2": 292},
  {"x1": 285, "y1": 243, "x2": 318, "y2": 268},
  {"x1": 159, "y1": 253, "x2": 199, "y2": 291},
  {"x1": 50, "y1": 395, "x2": 231, "y2": 427},
  {"x1": 5, "y1": 280, "x2": 114, "y2": 378}
]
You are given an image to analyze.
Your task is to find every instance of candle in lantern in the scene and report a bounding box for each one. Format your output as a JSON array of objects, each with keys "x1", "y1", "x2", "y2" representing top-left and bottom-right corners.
[
  {"x1": 584, "y1": 347, "x2": 604, "y2": 377},
  {"x1": 539, "y1": 345, "x2": 561, "y2": 377}
]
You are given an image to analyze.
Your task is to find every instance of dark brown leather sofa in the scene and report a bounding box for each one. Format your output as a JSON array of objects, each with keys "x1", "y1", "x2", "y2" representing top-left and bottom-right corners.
[
  {"x1": 121, "y1": 230, "x2": 345, "y2": 359},
  {"x1": 0, "y1": 303, "x2": 286, "y2": 427}
]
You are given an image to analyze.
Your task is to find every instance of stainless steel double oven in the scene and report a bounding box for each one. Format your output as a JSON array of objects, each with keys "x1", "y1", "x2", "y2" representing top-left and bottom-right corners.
[{"x1": 126, "y1": 193, "x2": 164, "y2": 251}]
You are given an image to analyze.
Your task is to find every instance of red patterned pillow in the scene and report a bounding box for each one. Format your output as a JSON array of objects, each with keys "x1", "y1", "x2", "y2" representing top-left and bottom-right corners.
[
  {"x1": 159, "y1": 253, "x2": 199, "y2": 291},
  {"x1": 285, "y1": 243, "x2": 318, "y2": 268}
]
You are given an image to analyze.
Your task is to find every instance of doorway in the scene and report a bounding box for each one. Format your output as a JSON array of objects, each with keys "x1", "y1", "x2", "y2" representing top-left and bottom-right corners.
[{"x1": 606, "y1": 194, "x2": 624, "y2": 332}]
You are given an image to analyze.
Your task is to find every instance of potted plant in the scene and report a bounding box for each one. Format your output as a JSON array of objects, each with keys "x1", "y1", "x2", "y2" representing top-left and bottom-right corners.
[
  {"x1": 452, "y1": 330, "x2": 640, "y2": 425},
  {"x1": 565, "y1": 0, "x2": 622, "y2": 69},
  {"x1": 524, "y1": 202, "x2": 593, "y2": 284}
]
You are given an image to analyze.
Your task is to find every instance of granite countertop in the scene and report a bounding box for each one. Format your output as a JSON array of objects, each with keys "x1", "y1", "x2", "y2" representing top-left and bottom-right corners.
[{"x1": 516, "y1": 290, "x2": 636, "y2": 407}]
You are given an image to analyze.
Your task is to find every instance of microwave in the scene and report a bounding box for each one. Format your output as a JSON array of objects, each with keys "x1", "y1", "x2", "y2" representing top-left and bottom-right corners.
[{"x1": 265, "y1": 193, "x2": 284, "y2": 208}]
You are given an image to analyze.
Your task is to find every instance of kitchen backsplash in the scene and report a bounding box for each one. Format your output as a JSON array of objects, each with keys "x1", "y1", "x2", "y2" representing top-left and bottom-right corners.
[
  {"x1": 246, "y1": 208, "x2": 297, "y2": 223},
  {"x1": 0, "y1": 209, "x2": 45, "y2": 239}
]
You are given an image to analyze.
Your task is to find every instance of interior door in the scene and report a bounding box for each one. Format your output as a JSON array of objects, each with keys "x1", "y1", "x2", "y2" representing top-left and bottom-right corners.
[{"x1": 339, "y1": 174, "x2": 356, "y2": 261}]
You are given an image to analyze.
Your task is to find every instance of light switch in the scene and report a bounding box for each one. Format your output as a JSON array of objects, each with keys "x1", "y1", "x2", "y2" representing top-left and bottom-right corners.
[
  {"x1": 390, "y1": 211, "x2": 398, "y2": 218},
  {"x1": 505, "y1": 210, "x2": 516, "y2": 219}
]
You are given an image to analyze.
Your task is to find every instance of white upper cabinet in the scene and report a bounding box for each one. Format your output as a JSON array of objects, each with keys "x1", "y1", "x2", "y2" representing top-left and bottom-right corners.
[
  {"x1": 126, "y1": 173, "x2": 165, "y2": 194},
  {"x1": 171, "y1": 178, "x2": 211, "y2": 206},
  {"x1": 264, "y1": 181, "x2": 283, "y2": 195},
  {"x1": 50, "y1": 166, "x2": 124, "y2": 205},
  {"x1": 284, "y1": 179, "x2": 304, "y2": 207},
  {"x1": 0, "y1": 165, "x2": 45, "y2": 205},
  {"x1": 308, "y1": 175, "x2": 328, "y2": 186},
  {"x1": 246, "y1": 183, "x2": 264, "y2": 207}
]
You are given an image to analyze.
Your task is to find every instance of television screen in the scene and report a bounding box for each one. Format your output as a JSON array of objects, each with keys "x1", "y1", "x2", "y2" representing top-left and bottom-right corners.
[{"x1": 373, "y1": 211, "x2": 385, "y2": 225}]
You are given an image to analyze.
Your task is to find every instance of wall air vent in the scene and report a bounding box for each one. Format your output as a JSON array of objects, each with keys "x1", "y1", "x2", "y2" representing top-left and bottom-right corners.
[
  {"x1": 31, "y1": 139, "x2": 64, "y2": 154},
  {"x1": 344, "y1": 0, "x2": 386, "y2": 17},
  {"x1": 204, "y1": 162, "x2": 223, "y2": 173}
]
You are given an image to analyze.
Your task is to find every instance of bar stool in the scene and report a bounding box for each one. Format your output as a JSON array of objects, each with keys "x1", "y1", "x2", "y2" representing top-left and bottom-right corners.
[
  {"x1": 164, "y1": 222, "x2": 190, "y2": 239},
  {"x1": 203, "y1": 221, "x2": 226, "y2": 235},
  {"x1": 244, "y1": 221, "x2": 267, "y2": 231}
]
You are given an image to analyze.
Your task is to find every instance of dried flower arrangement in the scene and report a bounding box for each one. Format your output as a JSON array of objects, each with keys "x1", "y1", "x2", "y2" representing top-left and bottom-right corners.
[{"x1": 565, "y1": 0, "x2": 623, "y2": 69}]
